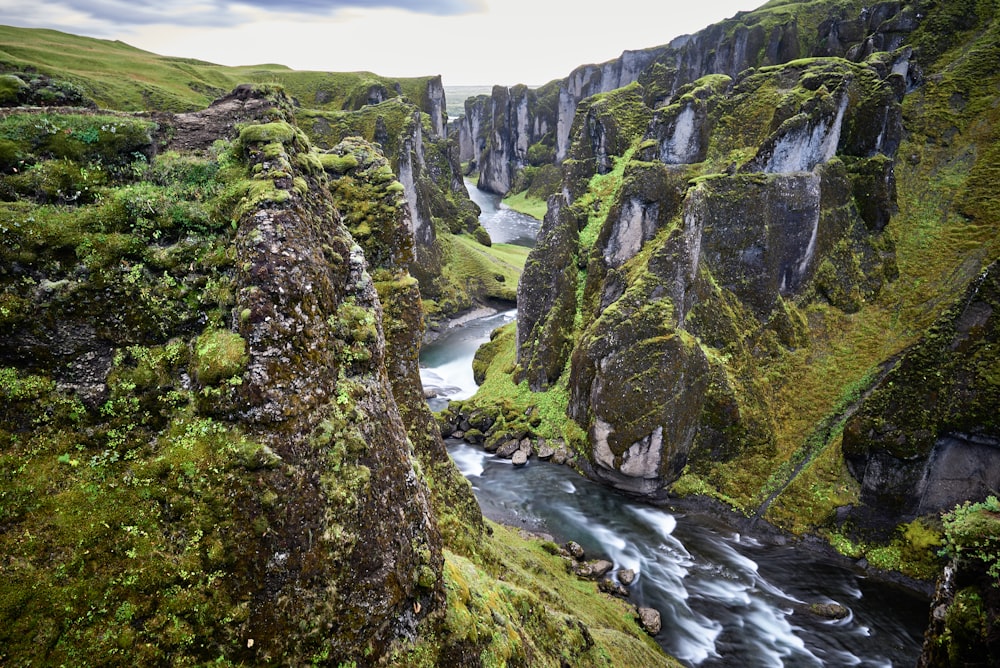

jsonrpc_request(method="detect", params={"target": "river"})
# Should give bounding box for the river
[419,181,929,667]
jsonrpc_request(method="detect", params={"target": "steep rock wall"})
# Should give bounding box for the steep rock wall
[467,0,922,197]
[0,88,446,665]
[520,55,903,496]
[843,261,1000,528]
[297,98,492,318]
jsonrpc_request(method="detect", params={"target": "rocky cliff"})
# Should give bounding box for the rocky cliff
[458,0,924,198]
[0,82,673,666]
[462,0,999,581]
[0,86,444,664]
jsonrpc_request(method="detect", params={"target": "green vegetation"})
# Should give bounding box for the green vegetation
[942,496,1000,582]
[418,523,680,667]
[501,189,547,220]
[424,235,530,323]
[455,322,582,447]
[0,25,440,113]
[390,523,677,668]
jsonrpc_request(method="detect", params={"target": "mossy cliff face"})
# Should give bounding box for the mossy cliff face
[465,0,926,200]
[229,116,445,662]
[299,96,504,323]
[516,197,580,391]
[517,55,901,497]
[0,87,445,665]
[323,135,484,553]
[843,260,1000,526]
[475,84,556,194]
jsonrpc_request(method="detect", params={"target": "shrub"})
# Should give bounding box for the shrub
[942,495,1000,582]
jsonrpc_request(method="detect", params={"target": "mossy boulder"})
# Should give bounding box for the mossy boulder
[192,328,247,385]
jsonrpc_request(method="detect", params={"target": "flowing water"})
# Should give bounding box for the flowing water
[463,178,541,247]
[419,181,929,666]
[445,441,928,667]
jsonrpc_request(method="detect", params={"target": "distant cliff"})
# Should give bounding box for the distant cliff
[456,0,922,196]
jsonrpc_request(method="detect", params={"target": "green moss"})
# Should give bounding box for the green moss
[192,329,247,385]
[320,152,360,174]
[396,523,677,667]
[236,121,297,145]
[0,113,154,175]
[942,496,1000,581]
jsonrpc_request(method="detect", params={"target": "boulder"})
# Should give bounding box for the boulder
[807,602,850,620]
[599,578,630,598]
[637,607,662,635]
[618,568,637,586]
[512,450,528,467]
[576,559,614,579]
[537,439,555,459]
[565,541,586,560]
[495,440,520,458]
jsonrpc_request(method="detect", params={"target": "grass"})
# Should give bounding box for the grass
[461,322,583,446]
[501,190,547,220]
[440,234,530,305]
[0,25,439,113]
[390,522,678,667]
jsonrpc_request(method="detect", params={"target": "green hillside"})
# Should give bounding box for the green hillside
[0,25,438,113]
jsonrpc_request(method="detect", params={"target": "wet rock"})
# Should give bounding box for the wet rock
[512,450,528,467]
[576,559,614,579]
[599,578,630,598]
[551,446,569,465]
[536,439,555,459]
[495,440,519,458]
[637,607,662,635]
[565,541,586,560]
[807,602,850,620]
[618,568,637,586]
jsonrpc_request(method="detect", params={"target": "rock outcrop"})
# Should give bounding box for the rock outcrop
[843,261,1000,529]
[460,0,922,198]
[0,87,445,665]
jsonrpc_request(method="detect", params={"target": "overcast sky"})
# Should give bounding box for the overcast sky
[2,0,765,85]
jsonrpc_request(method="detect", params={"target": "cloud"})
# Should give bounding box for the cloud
[9,0,484,30]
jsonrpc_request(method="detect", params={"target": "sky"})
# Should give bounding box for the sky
[1,0,766,86]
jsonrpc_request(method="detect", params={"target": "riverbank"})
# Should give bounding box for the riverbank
[441,435,930,666]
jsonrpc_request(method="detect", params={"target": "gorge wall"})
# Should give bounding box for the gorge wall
[0,74,672,665]
[456,0,922,196]
[454,0,999,593]
[453,0,1000,655]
